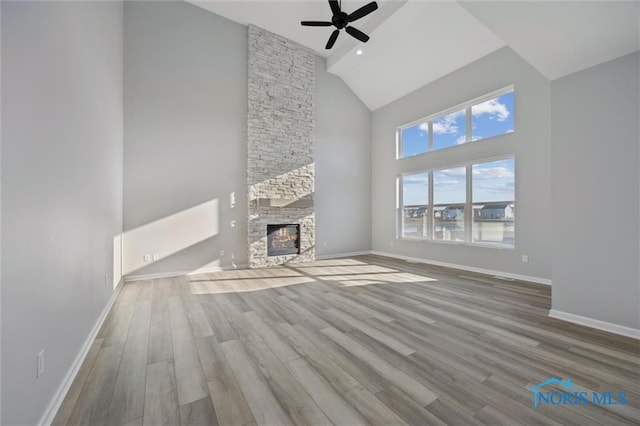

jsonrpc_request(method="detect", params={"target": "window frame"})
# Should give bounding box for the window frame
[396,85,515,159]
[398,171,430,240]
[397,154,516,249]
[469,156,516,248]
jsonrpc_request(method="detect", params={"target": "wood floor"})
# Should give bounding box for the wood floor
[53,254,640,426]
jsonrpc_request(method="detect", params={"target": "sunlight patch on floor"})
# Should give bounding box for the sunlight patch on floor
[293,258,367,267]
[320,272,437,286]
[189,267,304,282]
[294,264,398,276]
[189,276,314,294]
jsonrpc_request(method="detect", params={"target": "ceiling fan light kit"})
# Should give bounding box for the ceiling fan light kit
[301,0,378,49]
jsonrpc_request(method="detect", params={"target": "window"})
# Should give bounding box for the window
[396,86,516,248]
[433,167,466,242]
[400,122,428,157]
[472,91,514,141]
[472,158,515,245]
[397,156,515,247]
[398,87,514,158]
[433,109,466,151]
[401,172,428,238]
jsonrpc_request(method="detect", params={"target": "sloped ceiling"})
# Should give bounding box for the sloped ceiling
[326,1,505,109]
[188,0,640,110]
[458,0,640,81]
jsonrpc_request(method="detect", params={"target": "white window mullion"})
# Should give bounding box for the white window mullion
[396,175,404,238]
[466,107,472,143]
[465,164,472,243]
[428,171,433,239]
[428,121,433,152]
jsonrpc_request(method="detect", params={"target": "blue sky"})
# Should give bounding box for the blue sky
[433,167,466,204]
[472,158,515,203]
[401,124,428,157]
[403,158,514,206]
[401,92,514,158]
[402,172,428,206]
[401,92,515,206]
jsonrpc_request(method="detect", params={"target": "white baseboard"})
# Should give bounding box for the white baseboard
[549,309,640,340]
[39,279,125,426]
[371,250,552,286]
[315,251,372,260]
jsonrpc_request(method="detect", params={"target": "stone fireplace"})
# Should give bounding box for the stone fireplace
[247,25,315,268]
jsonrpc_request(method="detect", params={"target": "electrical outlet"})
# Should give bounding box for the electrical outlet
[220,249,225,256]
[152,253,159,261]
[37,350,45,378]
[522,255,529,263]
[143,254,151,262]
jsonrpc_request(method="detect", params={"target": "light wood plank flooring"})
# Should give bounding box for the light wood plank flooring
[53,255,640,425]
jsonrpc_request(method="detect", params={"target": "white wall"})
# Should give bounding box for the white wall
[124,2,373,275]
[315,57,372,257]
[1,2,124,424]
[0,2,3,418]
[551,52,640,330]
[371,47,552,281]
[123,1,248,275]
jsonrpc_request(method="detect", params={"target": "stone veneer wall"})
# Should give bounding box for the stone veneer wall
[247,25,315,268]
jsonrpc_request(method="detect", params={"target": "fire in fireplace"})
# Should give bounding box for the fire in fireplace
[267,224,300,256]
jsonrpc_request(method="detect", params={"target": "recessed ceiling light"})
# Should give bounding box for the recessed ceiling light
[356,49,363,56]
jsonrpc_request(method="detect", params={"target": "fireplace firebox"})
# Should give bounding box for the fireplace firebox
[267,224,300,256]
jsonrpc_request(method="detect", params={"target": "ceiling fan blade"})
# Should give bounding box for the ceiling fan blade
[326,29,340,49]
[348,1,378,22]
[345,26,370,43]
[329,0,341,16]
[301,21,333,26]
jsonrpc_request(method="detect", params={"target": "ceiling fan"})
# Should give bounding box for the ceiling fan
[301,0,379,50]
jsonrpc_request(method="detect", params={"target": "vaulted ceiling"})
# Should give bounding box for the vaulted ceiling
[189,0,640,110]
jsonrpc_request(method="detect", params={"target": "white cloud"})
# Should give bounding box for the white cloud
[472,167,514,179]
[418,122,428,132]
[477,182,514,191]
[433,110,464,135]
[472,98,510,121]
[434,179,459,188]
[433,120,458,135]
[438,167,466,178]
[403,174,428,184]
